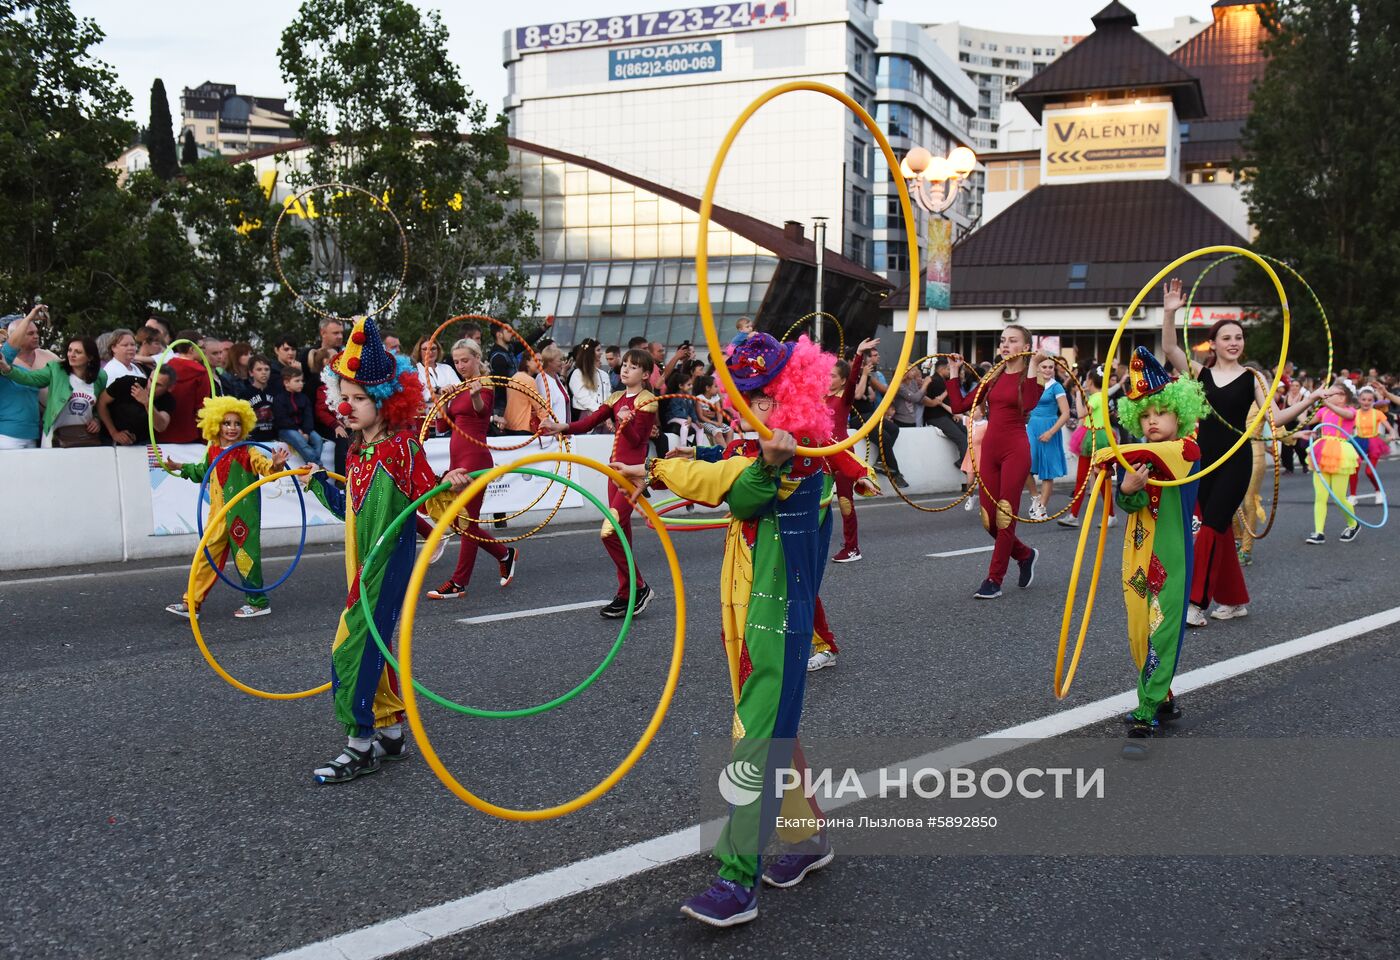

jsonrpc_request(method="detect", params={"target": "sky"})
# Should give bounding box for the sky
[70,0,1211,122]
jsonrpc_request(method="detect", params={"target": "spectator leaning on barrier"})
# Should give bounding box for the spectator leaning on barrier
[242,355,279,442]
[273,365,324,464]
[568,339,610,423]
[0,311,106,448]
[0,306,50,449]
[98,329,158,445]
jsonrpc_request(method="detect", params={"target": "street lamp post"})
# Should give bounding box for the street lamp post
[899,145,978,215]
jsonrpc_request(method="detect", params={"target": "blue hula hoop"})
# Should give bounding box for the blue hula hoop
[194,440,309,593]
[1308,424,1389,530]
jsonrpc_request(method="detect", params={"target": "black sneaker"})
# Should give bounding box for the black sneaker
[1017,547,1039,589]
[1121,719,1155,760]
[373,732,411,762]
[973,578,1002,600]
[600,582,654,620]
[313,744,381,784]
[1340,525,1359,543]
[1305,532,1326,545]
[498,547,519,586]
[1156,698,1183,724]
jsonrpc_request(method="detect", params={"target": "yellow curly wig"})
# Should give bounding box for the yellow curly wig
[197,395,256,444]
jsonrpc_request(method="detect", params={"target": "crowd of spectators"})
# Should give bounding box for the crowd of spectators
[3,307,1397,506]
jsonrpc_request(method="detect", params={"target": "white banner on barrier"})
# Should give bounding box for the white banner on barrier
[147,435,581,536]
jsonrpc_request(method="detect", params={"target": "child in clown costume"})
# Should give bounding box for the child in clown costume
[617,333,876,927]
[164,396,289,620]
[303,316,475,784]
[1091,347,1209,755]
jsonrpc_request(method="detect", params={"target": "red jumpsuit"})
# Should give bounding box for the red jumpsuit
[946,369,1043,585]
[565,389,657,595]
[445,385,509,587]
[825,353,864,556]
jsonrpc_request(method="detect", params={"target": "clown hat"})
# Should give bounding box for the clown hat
[1123,346,1174,401]
[330,316,396,386]
[727,332,794,392]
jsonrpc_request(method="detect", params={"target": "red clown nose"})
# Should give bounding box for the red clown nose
[338,401,352,416]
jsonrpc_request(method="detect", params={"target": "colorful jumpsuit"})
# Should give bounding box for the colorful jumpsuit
[945,369,1044,585]
[180,444,281,611]
[564,389,656,596]
[310,432,459,738]
[444,385,509,588]
[1095,440,1201,722]
[1311,407,1359,536]
[652,439,872,888]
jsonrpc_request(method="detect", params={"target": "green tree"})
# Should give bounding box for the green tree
[181,129,199,166]
[1237,0,1400,371]
[276,0,537,345]
[0,0,138,331]
[148,78,178,180]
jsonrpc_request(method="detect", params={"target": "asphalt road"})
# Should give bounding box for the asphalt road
[4,461,1398,960]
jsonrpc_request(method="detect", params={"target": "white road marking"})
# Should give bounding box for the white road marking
[0,551,343,587]
[457,600,609,624]
[262,603,1400,960]
[926,545,995,558]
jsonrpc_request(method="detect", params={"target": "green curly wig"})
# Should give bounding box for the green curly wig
[1116,377,1210,439]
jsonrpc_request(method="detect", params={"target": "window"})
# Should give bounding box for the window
[852,138,868,179]
[205,125,214,134]
[850,186,868,227]
[1068,263,1089,290]
[886,249,910,273]
[848,234,867,268]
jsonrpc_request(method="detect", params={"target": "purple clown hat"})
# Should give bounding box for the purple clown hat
[726,332,794,392]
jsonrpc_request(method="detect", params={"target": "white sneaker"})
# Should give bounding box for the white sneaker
[1057,514,1080,527]
[1210,604,1248,621]
[1029,496,1045,520]
[1346,494,1358,506]
[963,496,976,512]
[1107,514,1118,527]
[429,533,452,565]
[1186,604,1208,628]
[1191,516,1201,536]
[165,601,190,619]
[807,651,837,672]
[234,604,271,619]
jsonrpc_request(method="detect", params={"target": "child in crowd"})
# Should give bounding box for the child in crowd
[273,366,325,465]
[693,375,730,445]
[303,316,473,784]
[164,396,288,620]
[1092,347,1208,755]
[661,367,700,445]
[541,348,658,619]
[1060,367,1116,528]
[729,316,755,347]
[242,355,278,443]
[961,401,987,511]
[621,333,876,927]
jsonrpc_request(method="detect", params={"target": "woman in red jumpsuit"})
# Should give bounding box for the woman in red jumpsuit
[945,326,1051,598]
[426,337,519,601]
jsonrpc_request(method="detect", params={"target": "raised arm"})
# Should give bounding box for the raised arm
[1161,278,1195,377]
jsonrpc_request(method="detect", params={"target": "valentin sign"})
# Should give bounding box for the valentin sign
[1042,102,1175,182]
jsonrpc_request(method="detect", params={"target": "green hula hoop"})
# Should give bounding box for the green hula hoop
[358,467,636,719]
[149,338,222,474]
[1184,253,1334,387]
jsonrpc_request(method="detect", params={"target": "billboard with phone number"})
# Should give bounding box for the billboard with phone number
[609,40,721,81]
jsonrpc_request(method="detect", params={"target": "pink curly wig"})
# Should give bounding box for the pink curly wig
[749,336,835,442]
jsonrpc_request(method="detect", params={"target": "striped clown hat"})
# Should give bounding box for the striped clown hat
[330,315,396,386]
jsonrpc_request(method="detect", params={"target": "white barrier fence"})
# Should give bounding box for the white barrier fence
[0,427,973,572]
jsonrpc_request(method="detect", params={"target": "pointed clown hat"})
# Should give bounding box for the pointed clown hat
[330,315,396,386]
[726,332,794,392]
[1123,345,1174,401]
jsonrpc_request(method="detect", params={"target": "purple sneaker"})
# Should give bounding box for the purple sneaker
[679,877,758,927]
[761,839,835,889]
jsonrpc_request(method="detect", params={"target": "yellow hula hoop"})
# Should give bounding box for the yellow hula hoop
[698,82,920,457]
[1103,246,1290,485]
[271,182,409,323]
[1054,470,1113,699]
[781,312,844,358]
[186,468,346,700]
[400,451,686,821]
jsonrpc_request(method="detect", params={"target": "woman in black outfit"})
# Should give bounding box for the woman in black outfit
[1160,279,1320,626]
